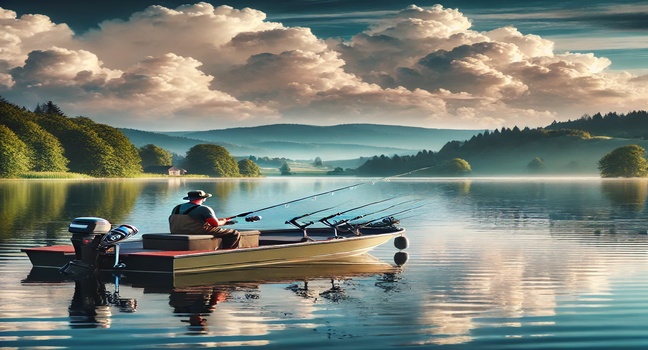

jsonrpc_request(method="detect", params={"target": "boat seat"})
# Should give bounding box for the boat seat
[142,234,219,251]
[142,230,260,251]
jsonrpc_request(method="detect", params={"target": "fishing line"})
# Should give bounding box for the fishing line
[226,165,436,220]
[351,201,430,227]
[342,198,425,224]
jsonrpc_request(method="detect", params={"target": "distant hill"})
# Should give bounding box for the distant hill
[123,124,481,160]
[357,126,648,176]
[120,128,263,155]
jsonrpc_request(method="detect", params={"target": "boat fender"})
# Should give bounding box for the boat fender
[394,235,409,250]
[393,251,409,266]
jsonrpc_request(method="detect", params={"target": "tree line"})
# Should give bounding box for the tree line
[356,125,648,177]
[356,127,588,176]
[0,97,261,178]
[3,93,645,178]
[546,110,648,139]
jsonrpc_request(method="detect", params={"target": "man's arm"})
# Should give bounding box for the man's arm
[206,217,227,227]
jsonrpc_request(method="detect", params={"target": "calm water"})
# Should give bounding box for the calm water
[2,177,648,349]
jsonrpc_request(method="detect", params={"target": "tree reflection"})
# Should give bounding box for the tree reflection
[601,179,648,212]
[0,180,143,240]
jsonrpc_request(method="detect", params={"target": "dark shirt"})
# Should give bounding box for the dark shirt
[173,203,217,222]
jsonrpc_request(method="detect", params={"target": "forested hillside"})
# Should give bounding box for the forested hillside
[546,111,648,138]
[0,98,142,178]
[357,126,648,176]
[4,92,646,178]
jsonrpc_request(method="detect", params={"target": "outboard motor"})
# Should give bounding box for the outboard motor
[61,217,138,278]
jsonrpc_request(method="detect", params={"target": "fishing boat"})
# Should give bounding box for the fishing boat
[21,171,428,278]
[21,215,408,277]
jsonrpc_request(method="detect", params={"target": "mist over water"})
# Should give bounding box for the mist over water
[2,177,648,349]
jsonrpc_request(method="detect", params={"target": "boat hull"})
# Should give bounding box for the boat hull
[22,227,405,274]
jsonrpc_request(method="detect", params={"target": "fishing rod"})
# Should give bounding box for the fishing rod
[331,201,429,235]
[306,197,396,238]
[225,165,436,221]
[317,197,395,224]
[320,198,423,229]
[284,204,344,232]
[285,198,388,240]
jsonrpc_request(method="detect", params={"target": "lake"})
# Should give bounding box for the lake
[2,177,648,349]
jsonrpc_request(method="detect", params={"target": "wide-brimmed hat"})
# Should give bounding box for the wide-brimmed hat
[183,190,212,200]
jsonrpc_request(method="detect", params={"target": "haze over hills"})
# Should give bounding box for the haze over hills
[122,124,482,160]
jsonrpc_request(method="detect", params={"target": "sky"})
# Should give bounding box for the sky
[1,0,647,131]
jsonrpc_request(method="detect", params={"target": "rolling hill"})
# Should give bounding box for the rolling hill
[122,124,482,160]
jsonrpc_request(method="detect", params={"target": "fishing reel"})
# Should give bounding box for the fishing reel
[366,216,400,228]
[224,215,262,225]
[245,215,262,222]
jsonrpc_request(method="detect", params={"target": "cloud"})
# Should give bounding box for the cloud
[75,3,283,70]
[335,5,647,125]
[0,2,646,131]
[0,7,74,87]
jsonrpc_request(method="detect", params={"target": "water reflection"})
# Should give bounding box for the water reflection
[8,178,648,349]
[68,274,137,329]
[440,179,648,234]
[0,180,144,240]
[601,179,648,212]
[22,269,137,329]
[170,286,229,335]
[21,254,403,337]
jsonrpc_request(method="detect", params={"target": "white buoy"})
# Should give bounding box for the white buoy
[394,235,409,250]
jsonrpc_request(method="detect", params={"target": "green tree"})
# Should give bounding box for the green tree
[443,158,471,176]
[74,117,143,177]
[183,144,240,177]
[238,158,262,177]
[0,125,30,177]
[313,156,323,167]
[139,144,173,168]
[598,144,648,178]
[34,101,65,116]
[0,100,68,172]
[527,157,545,173]
[280,162,293,175]
[32,113,114,177]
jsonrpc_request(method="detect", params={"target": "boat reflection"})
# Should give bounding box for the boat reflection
[120,253,403,290]
[169,286,231,335]
[23,268,137,329]
[23,253,404,333]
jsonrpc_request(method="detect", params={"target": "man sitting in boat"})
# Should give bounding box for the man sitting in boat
[169,190,240,249]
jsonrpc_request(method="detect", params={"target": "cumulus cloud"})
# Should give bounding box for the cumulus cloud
[0,2,646,131]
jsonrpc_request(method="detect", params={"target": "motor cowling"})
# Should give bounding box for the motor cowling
[68,217,112,262]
